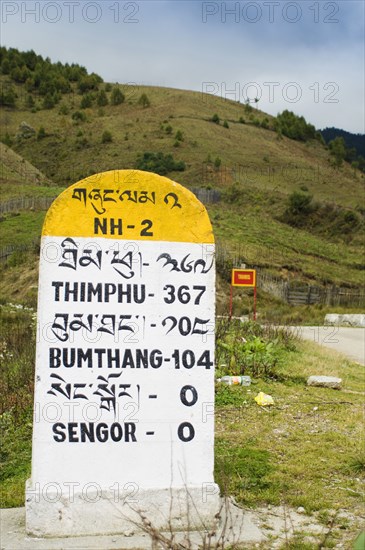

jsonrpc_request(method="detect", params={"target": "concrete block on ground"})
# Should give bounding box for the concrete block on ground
[325,314,365,327]
[307,375,342,390]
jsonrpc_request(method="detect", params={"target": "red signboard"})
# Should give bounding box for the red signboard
[231,269,256,287]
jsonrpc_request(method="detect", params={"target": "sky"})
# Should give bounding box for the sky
[1,0,364,133]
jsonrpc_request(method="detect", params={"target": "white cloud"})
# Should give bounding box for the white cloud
[1,0,363,132]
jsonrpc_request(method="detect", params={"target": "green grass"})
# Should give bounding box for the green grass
[215,337,364,517]
[210,199,364,286]
[0,412,32,507]
[0,305,35,507]
[0,211,45,248]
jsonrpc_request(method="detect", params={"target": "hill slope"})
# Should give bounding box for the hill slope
[0,48,364,295]
[1,82,363,210]
[0,142,54,200]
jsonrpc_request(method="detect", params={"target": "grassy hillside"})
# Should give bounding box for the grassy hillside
[0,50,364,296]
[0,142,56,200]
[1,82,363,205]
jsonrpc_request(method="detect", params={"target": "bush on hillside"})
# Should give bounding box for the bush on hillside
[71,110,86,122]
[328,136,346,167]
[276,110,316,142]
[135,152,185,175]
[111,86,125,105]
[0,85,17,107]
[287,191,314,216]
[101,130,113,143]
[138,93,150,108]
[80,93,93,109]
[97,90,108,106]
[0,46,102,99]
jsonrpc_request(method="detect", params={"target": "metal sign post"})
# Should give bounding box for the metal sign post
[230,268,257,320]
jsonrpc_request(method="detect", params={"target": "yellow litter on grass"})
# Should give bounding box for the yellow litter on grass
[255,392,274,406]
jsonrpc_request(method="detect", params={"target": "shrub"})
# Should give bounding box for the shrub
[165,125,173,135]
[37,126,46,140]
[97,90,108,106]
[223,120,229,129]
[59,103,69,115]
[342,210,360,229]
[72,110,86,122]
[175,130,184,141]
[214,157,221,169]
[1,132,13,147]
[101,130,112,143]
[25,94,35,109]
[276,110,316,141]
[135,152,185,175]
[281,191,318,228]
[215,320,296,379]
[111,86,125,105]
[80,93,93,109]
[78,73,102,93]
[138,93,150,108]
[211,113,220,124]
[287,190,314,216]
[42,93,55,109]
[75,136,90,149]
[329,136,346,167]
[0,86,17,107]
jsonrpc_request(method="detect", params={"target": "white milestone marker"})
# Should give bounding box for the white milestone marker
[26,169,220,537]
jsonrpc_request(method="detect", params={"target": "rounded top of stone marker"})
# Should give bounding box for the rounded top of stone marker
[42,169,214,244]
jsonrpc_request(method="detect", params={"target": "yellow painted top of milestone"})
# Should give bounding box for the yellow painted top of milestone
[42,170,214,243]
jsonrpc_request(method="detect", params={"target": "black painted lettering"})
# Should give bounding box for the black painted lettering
[182,350,195,368]
[125,422,137,442]
[80,282,86,302]
[197,350,213,369]
[178,422,195,442]
[133,284,146,304]
[110,218,123,235]
[49,348,61,368]
[64,282,78,301]
[88,283,102,302]
[118,284,132,303]
[140,219,153,236]
[105,283,117,302]
[94,348,106,368]
[150,349,163,368]
[52,281,63,301]
[68,422,79,442]
[135,349,148,368]
[53,422,66,442]
[80,423,95,442]
[77,348,93,368]
[180,385,198,406]
[107,349,120,368]
[63,348,76,368]
[122,350,135,368]
[94,217,107,235]
[96,423,109,442]
[110,423,123,442]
